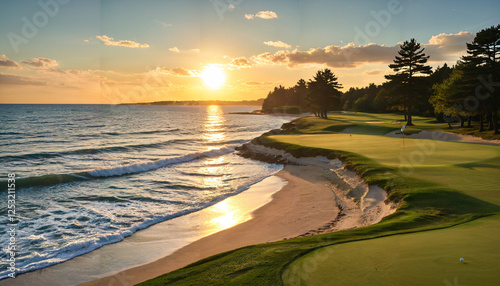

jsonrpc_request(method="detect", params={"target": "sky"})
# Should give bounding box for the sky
[0,0,499,104]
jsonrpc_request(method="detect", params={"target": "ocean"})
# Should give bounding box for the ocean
[0,104,292,280]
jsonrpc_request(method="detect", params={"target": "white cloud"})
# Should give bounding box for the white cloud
[251,32,475,69]
[245,11,278,20]
[169,47,180,53]
[263,41,292,49]
[96,35,150,48]
[168,47,200,53]
[255,11,278,19]
[0,54,21,69]
[428,31,474,48]
[425,31,475,60]
[21,58,59,69]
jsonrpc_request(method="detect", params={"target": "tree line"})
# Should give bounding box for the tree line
[261,25,499,133]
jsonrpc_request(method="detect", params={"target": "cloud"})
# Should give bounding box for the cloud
[263,41,292,49]
[255,11,278,19]
[425,31,475,60]
[428,31,474,48]
[0,54,21,69]
[21,58,58,68]
[251,32,474,69]
[0,73,46,85]
[245,81,273,86]
[160,67,198,77]
[96,35,150,48]
[154,20,173,29]
[245,10,278,20]
[251,50,293,66]
[364,69,386,75]
[168,47,200,53]
[229,57,253,68]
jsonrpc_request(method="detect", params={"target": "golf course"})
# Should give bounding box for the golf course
[140,112,500,286]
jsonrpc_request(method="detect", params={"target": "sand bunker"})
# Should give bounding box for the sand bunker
[243,144,398,235]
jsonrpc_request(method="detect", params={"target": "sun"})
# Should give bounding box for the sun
[201,65,226,89]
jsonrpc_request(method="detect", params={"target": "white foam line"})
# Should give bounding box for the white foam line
[87,145,237,177]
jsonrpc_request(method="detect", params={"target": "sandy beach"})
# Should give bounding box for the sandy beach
[82,145,396,286]
[0,145,395,286]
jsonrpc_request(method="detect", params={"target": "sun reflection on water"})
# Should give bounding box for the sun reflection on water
[209,199,245,231]
[198,105,246,230]
[202,105,225,145]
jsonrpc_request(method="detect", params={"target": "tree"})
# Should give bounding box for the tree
[262,85,288,113]
[307,69,343,118]
[463,25,500,133]
[430,62,478,128]
[293,79,308,111]
[386,38,432,126]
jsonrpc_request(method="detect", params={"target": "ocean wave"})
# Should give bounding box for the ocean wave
[87,145,237,177]
[102,128,180,136]
[0,172,275,280]
[0,138,198,162]
[6,146,238,189]
[0,205,209,280]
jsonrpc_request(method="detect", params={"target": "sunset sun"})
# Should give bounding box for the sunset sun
[201,65,226,89]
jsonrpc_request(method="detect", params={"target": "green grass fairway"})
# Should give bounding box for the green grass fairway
[141,113,500,286]
[270,134,499,168]
[291,112,448,135]
[411,162,500,205]
[283,214,500,286]
[271,120,500,286]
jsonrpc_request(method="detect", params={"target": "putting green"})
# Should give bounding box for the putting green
[275,131,500,286]
[283,214,500,286]
[270,134,499,168]
[412,164,500,205]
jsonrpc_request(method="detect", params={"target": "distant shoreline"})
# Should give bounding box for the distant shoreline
[120,99,265,106]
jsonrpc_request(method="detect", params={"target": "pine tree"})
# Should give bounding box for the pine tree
[307,69,342,118]
[293,79,308,111]
[386,38,432,126]
[463,25,500,133]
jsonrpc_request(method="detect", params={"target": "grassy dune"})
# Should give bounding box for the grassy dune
[140,113,500,285]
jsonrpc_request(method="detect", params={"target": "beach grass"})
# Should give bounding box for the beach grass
[139,112,500,285]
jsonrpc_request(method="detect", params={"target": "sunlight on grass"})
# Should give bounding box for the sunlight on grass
[284,215,500,286]
[270,134,499,167]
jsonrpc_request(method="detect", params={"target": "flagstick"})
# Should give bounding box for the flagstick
[402,131,405,150]
[401,125,406,151]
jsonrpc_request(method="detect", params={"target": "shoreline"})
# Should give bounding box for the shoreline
[83,144,396,286]
[1,138,397,286]
[0,176,286,286]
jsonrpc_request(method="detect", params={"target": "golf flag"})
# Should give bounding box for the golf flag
[401,125,406,132]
